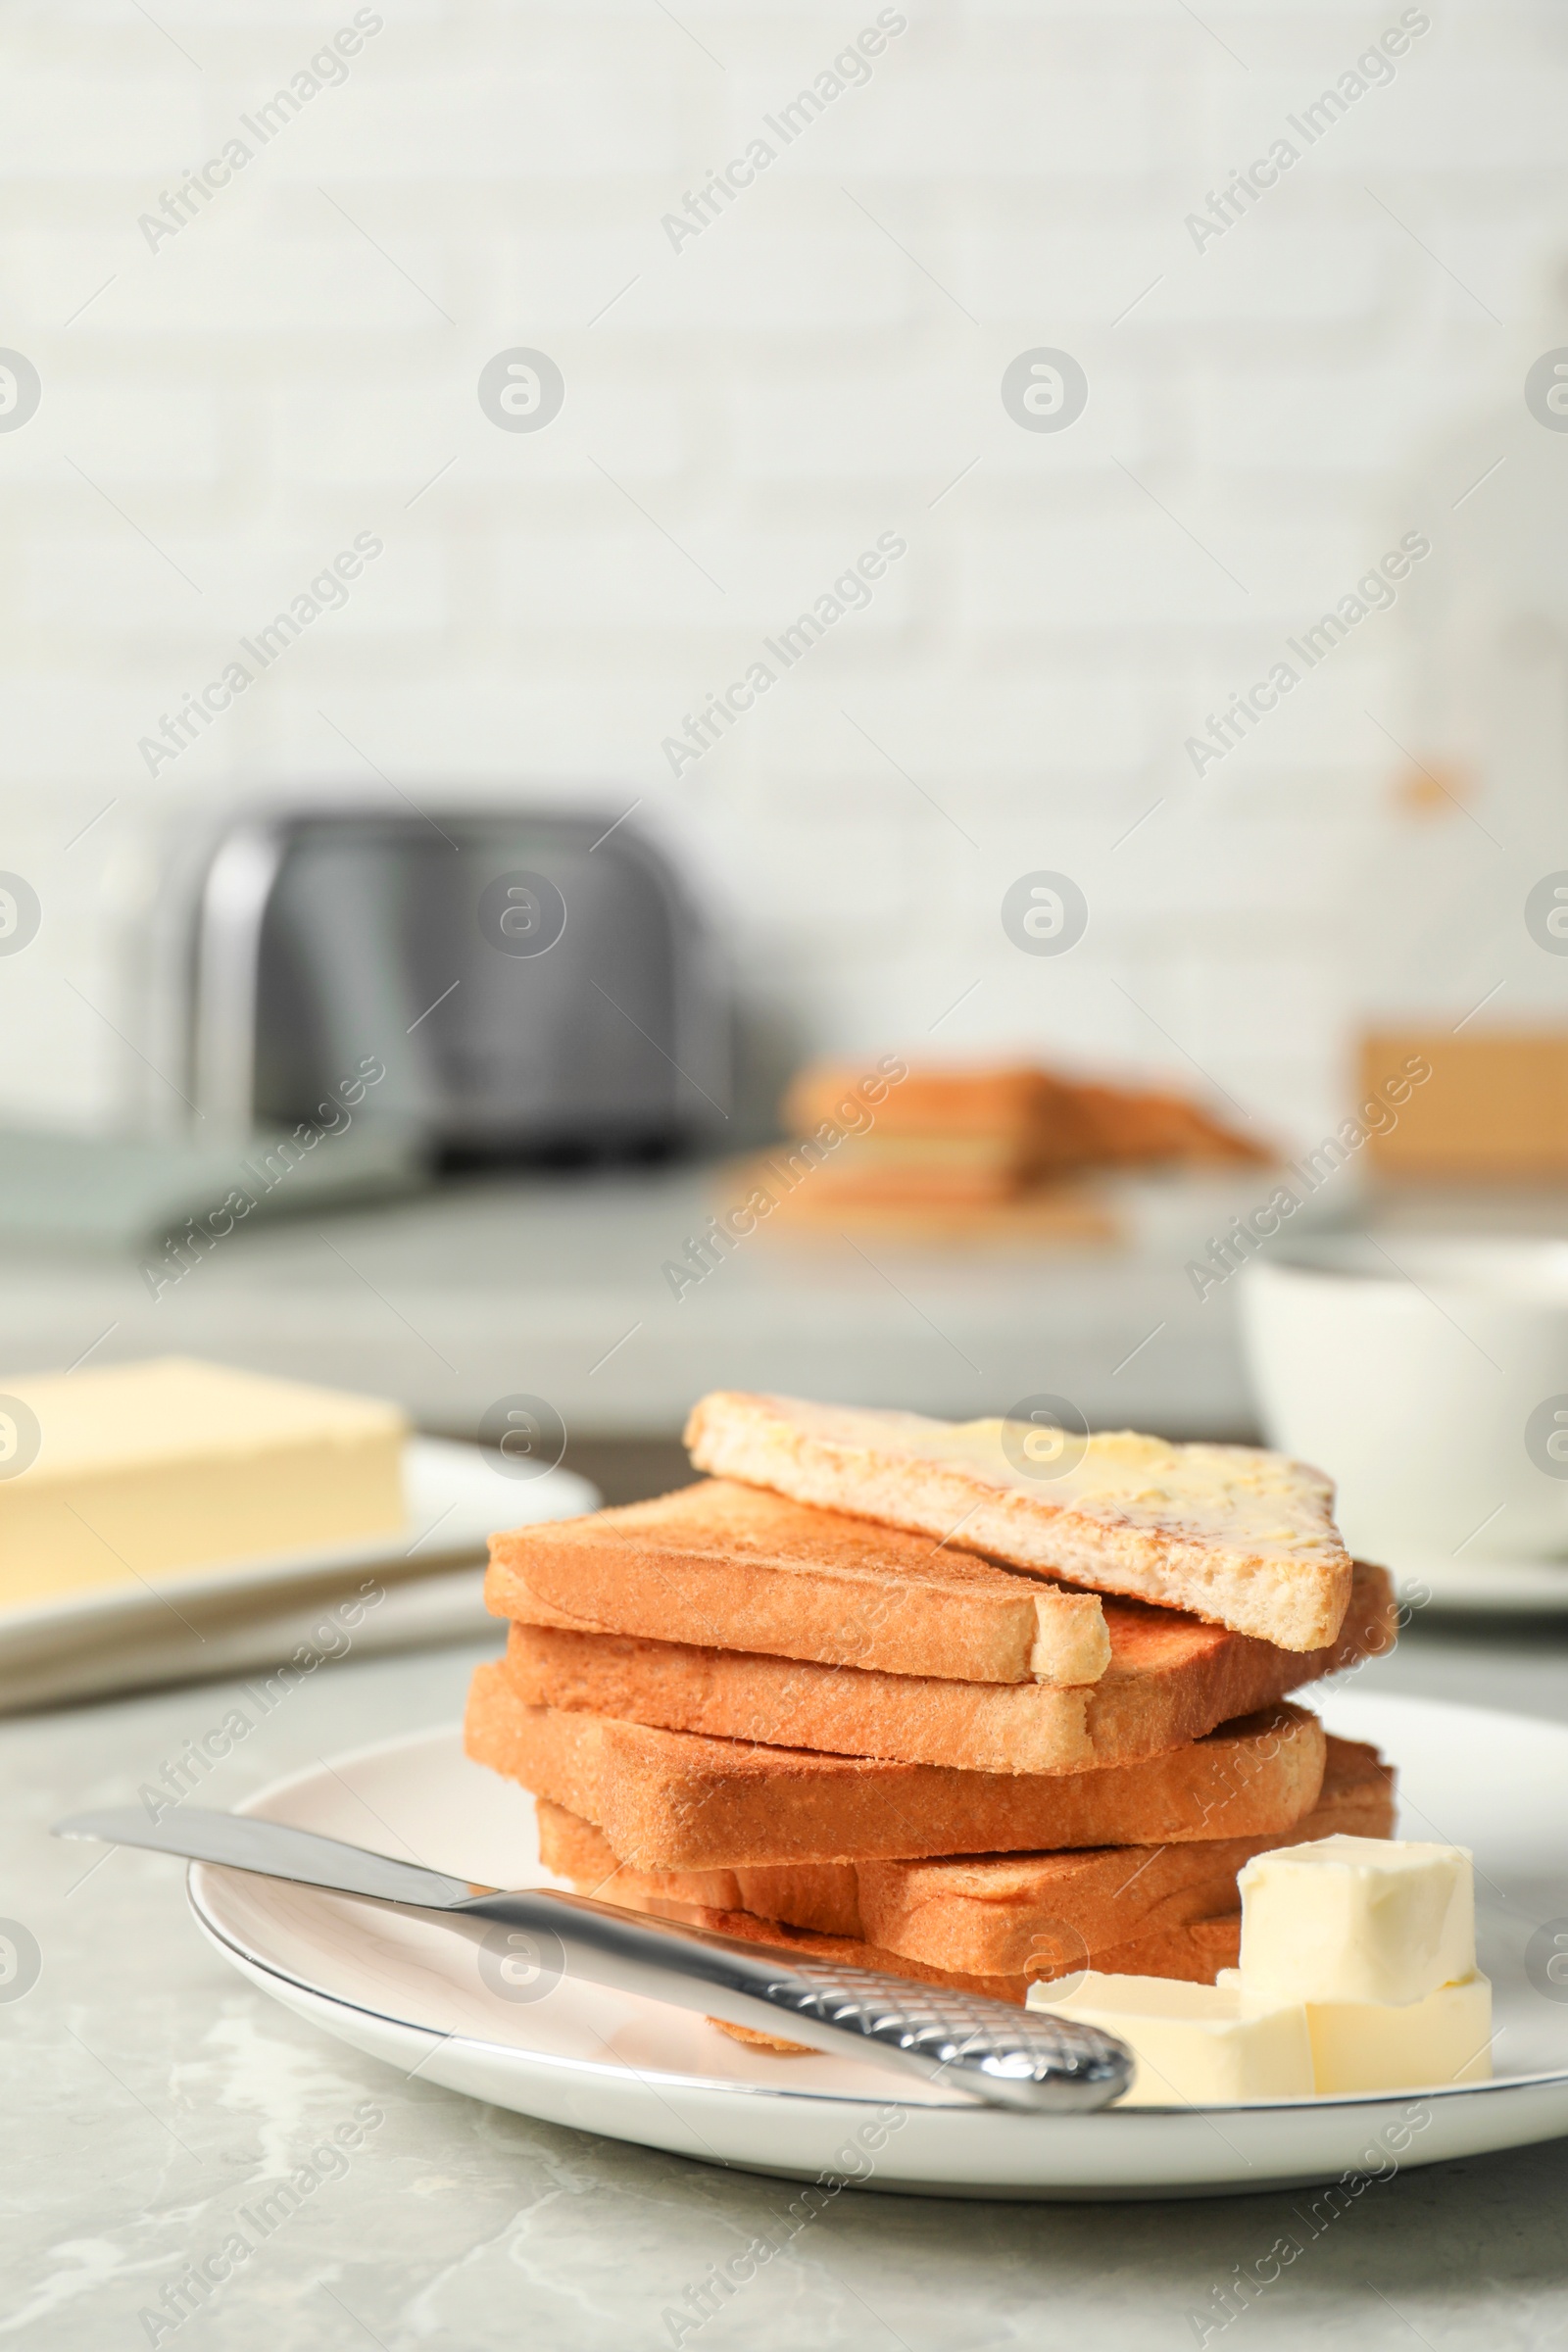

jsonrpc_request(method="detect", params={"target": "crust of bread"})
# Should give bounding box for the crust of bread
[465,1663,1326,1867]
[535,1734,1392,1982]
[708,2019,820,2053]
[487,1479,1111,1688]
[683,1393,1352,1653]
[502,1561,1394,1777]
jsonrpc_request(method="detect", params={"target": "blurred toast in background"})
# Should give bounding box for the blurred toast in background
[785,1063,1085,1200]
[721,1058,1271,1247]
[783,1059,1271,1203]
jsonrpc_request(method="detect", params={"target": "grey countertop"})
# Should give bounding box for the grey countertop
[0,1162,1305,1442]
[7,1618,1568,2352]
[9,1162,1567,1452]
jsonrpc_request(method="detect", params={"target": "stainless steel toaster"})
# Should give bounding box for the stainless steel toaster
[172,807,731,1161]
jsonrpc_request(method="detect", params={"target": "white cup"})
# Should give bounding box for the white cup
[1238,1236,1568,1563]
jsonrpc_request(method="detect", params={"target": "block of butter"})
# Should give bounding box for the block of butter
[0,1356,408,1608]
[1218,1967,1493,2095]
[1026,1971,1313,2106]
[1236,1836,1474,2007]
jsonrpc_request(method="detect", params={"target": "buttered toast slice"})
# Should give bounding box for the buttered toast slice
[487,1478,1111,1687]
[684,1393,1353,1653]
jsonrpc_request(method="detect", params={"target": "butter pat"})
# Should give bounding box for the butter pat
[1219,1968,1494,2094]
[0,1357,408,1606]
[1237,1837,1474,2007]
[1027,1970,1313,2106]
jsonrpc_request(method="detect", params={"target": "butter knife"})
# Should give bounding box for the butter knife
[54,1805,1129,2114]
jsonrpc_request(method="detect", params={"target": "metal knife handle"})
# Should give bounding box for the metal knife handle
[723,1963,1126,2111]
[459,1886,1130,2113]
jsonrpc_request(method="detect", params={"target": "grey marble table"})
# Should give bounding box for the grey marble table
[7,1620,1568,2352]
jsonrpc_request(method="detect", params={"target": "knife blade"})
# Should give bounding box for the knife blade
[54,1805,1131,2114]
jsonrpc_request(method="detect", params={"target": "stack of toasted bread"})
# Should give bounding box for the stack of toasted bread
[786,1064,1093,1207]
[793,1060,1268,1201]
[724,1061,1272,1247]
[466,1393,1396,2043]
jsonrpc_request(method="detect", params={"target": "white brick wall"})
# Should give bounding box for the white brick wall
[2,0,1566,1146]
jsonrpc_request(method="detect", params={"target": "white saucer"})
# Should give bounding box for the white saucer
[1391,1546,1568,1617]
[0,1439,597,1710]
[187,1690,1568,2201]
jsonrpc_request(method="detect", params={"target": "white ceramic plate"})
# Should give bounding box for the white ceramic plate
[0,1439,598,1709]
[188,1690,1568,2201]
[1393,1546,1568,1617]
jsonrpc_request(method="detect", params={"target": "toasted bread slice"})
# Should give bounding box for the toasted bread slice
[487,1479,1111,1689]
[502,1560,1394,1777]
[683,1393,1352,1653]
[539,1801,864,1934]
[850,1733,1390,1980]
[465,1664,1325,1867]
[536,1733,1393,1982]
[557,1748,1390,2039]
[667,1903,1247,2044]
[786,1061,1072,1147]
[1067,1084,1269,1166]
